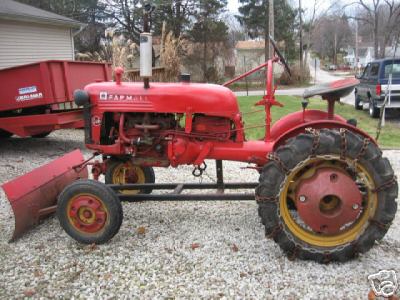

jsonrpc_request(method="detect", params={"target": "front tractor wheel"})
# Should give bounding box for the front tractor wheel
[105,159,155,194]
[256,129,398,263]
[57,180,123,244]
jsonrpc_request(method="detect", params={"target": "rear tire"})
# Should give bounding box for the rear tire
[256,129,397,263]
[57,179,123,244]
[0,129,13,138]
[355,94,363,110]
[105,159,155,194]
[369,98,380,118]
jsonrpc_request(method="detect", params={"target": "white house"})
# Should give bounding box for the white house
[344,46,374,68]
[0,0,84,69]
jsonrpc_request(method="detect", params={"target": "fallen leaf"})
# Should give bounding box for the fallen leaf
[232,244,239,252]
[104,273,112,280]
[23,289,36,297]
[84,243,97,252]
[240,272,247,278]
[137,226,146,235]
[34,269,43,277]
[191,243,200,250]
[367,290,375,300]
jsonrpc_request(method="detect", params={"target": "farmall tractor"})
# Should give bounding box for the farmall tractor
[2,32,398,263]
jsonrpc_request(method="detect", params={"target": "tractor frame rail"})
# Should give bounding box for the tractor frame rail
[111,182,258,202]
[110,159,257,202]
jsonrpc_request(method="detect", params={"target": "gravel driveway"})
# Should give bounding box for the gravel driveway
[0,129,399,299]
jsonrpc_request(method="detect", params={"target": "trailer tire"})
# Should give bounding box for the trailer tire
[0,129,13,138]
[57,179,123,244]
[31,131,52,138]
[256,129,397,263]
[105,159,155,194]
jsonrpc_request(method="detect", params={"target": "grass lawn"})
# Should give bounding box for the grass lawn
[237,95,400,149]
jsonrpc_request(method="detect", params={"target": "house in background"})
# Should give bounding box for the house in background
[344,45,374,68]
[0,0,83,69]
[235,40,265,75]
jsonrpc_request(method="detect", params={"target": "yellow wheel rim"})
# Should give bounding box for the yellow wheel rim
[279,156,378,248]
[66,193,109,234]
[111,161,146,195]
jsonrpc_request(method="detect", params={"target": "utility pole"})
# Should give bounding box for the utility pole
[355,20,359,73]
[334,31,337,65]
[268,0,274,58]
[299,0,303,81]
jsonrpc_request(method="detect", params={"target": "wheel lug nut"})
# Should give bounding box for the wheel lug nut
[352,204,359,210]
[299,195,307,202]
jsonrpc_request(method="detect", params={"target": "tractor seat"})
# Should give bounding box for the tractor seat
[303,78,359,100]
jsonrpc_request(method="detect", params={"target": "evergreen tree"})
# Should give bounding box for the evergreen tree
[236,0,297,60]
[152,0,196,38]
[188,0,228,82]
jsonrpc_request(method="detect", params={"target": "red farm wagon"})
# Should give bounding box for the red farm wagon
[0,60,111,138]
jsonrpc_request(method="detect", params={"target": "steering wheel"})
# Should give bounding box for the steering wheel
[269,35,291,77]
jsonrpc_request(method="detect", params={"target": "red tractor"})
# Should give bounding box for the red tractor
[2,37,397,263]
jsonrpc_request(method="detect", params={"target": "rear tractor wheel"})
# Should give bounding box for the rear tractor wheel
[57,180,123,244]
[256,129,398,263]
[105,159,155,194]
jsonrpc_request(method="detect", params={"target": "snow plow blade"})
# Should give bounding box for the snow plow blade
[1,149,88,241]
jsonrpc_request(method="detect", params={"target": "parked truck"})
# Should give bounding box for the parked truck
[355,58,400,118]
[0,60,111,138]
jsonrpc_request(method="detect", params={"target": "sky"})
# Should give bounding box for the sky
[227,0,239,13]
[226,0,351,17]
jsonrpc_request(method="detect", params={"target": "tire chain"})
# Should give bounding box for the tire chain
[263,128,395,257]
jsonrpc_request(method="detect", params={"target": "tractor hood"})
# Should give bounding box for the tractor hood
[84,82,239,118]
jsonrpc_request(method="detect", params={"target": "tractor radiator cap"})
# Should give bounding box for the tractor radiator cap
[74,90,90,106]
[180,73,191,83]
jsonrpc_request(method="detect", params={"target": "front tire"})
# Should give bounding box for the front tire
[57,180,123,244]
[355,94,363,110]
[256,129,397,263]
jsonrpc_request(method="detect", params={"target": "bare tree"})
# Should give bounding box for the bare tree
[378,0,400,57]
[312,14,353,63]
[349,0,400,58]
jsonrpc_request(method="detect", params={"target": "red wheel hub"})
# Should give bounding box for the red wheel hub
[125,167,138,182]
[68,195,107,233]
[295,167,362,235]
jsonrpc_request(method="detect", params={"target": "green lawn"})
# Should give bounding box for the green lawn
[237,95,400,149]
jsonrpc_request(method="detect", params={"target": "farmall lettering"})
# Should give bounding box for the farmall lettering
[99,91,148,102]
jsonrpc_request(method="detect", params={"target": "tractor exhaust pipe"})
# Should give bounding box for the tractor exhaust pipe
[141,4,155,89]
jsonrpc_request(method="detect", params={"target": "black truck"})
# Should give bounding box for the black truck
[355,58,400,118]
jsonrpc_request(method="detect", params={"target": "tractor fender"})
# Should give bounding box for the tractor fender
[270,110,346,141]
[271,112,376,150]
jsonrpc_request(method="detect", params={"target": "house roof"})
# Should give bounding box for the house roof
[236,40,265,50]
[0,0,84,29]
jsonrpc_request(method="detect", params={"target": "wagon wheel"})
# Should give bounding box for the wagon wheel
[31,131,52,138]
[0,129,13,138]
[57,180,123,244]
[105,159,155,194]
[256,129,398,263]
